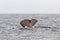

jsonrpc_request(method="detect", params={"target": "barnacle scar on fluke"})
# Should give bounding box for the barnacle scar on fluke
[20,19,38,28]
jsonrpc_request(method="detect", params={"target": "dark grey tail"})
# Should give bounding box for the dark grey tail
[20,23,25,28]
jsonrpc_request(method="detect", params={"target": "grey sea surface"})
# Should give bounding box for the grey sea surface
[0,14,60,40]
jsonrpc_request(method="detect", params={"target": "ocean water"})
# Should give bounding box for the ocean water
[0,14,60,40]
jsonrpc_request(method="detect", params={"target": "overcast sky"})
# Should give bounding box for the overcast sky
[0,0,60,14]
